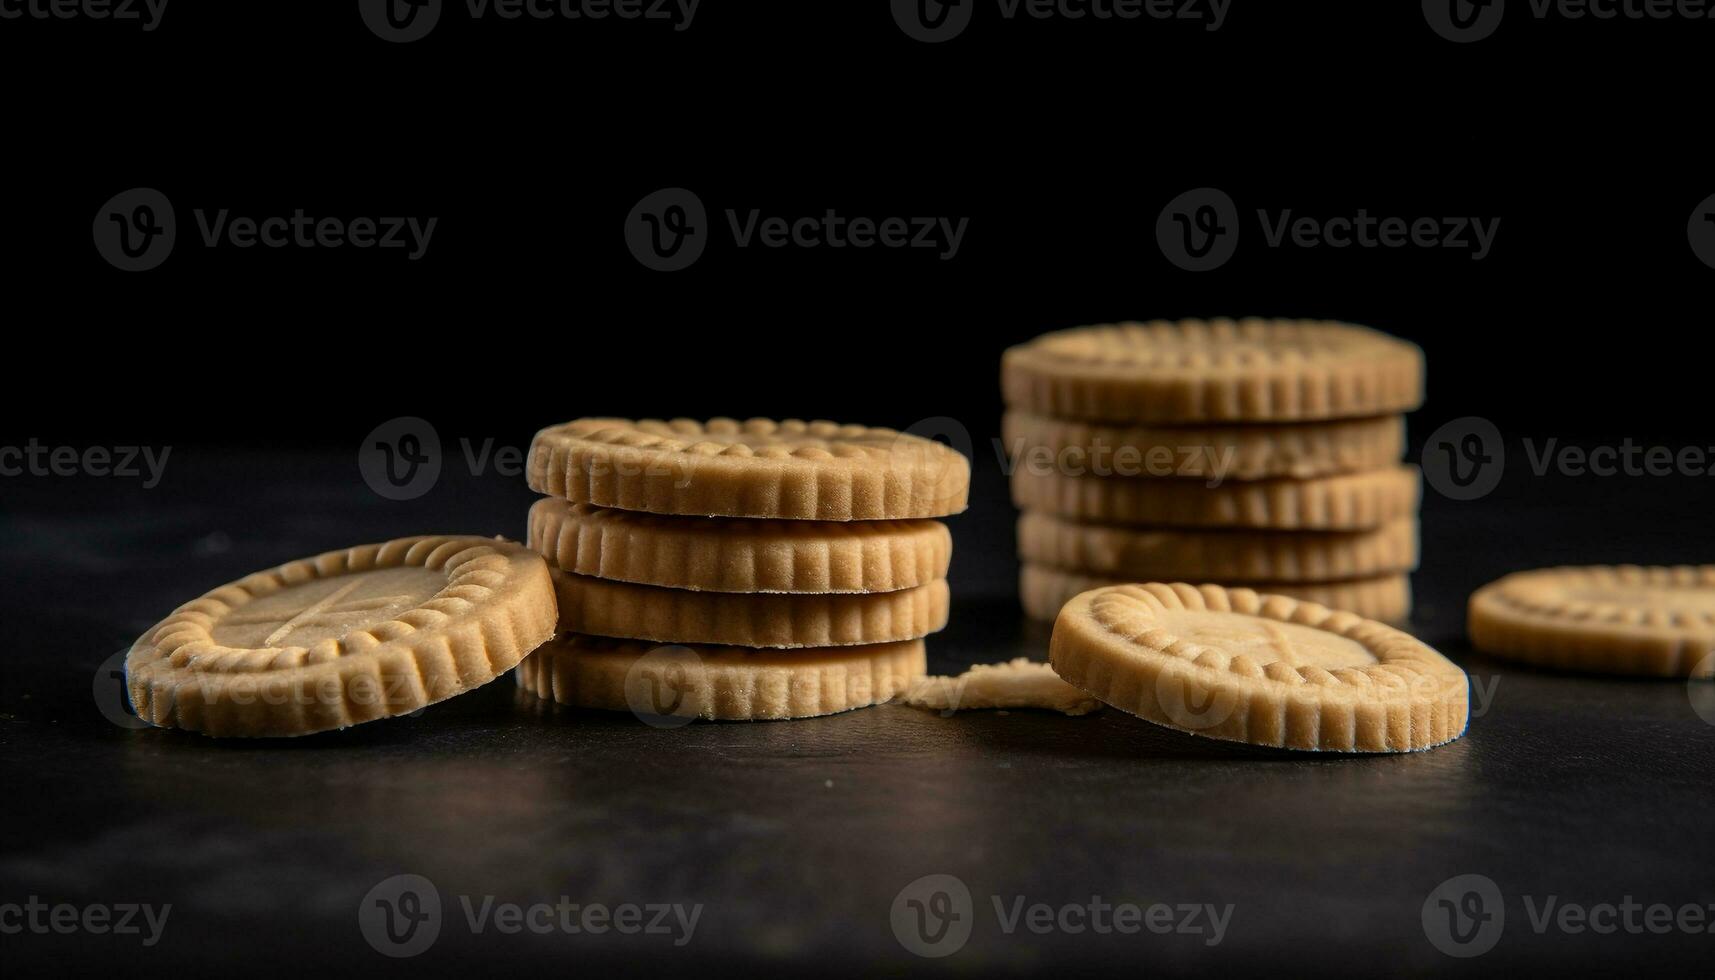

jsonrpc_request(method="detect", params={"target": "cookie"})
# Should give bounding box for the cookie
[1468,565,1715,677]
[1049,583,1466,752]
[1012,466,1419,530]
[550,568,949,648]
[516,633,926,720]
[1018,512,1418,582]
[1002,410,1405,481]
[527,417,970,521]
[1002,319,1424,423]
[902,658,1102,715]
[126,536,557,737]
[527,497,951,594]
[1020,564,1412,624]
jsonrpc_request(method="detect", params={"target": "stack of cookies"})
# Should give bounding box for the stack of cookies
[1003,319,1424,624]
[513,418,970,722]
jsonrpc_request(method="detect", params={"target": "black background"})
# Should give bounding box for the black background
[3,2,1713,977]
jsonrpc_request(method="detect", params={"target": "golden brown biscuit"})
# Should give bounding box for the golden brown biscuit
[1011,465,1420,530]
[550,568,949,648]
[527,497,951,594]
[1018,511,1417,582]
[1019,564,1412,624]
[1049,583,1466,752]
[1002,319,1423,423]
[516,633,926,720]
[1468,565,1715,677]
[527,417,970,520]
[126,537,557,737]
[1002,410,1405,480]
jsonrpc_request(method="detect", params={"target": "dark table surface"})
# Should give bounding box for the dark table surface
[3,448,1712,977]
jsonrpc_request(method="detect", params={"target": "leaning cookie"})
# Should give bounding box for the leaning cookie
[126,536,558,737]
[1049,583,1466,752]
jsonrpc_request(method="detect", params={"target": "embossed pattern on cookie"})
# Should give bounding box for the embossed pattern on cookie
[1049,583,1466,752]
[1469,565,1715,677]
[1002,319,1424,423]
[126,536,558,737]
[527,417,970,521]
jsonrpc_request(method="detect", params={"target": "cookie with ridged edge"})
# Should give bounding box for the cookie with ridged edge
[1002,410,1405,481]
[1012,465,1419,530]
[126,536,557,737]
[1020,564,1412,624]
[1049,583,1465,752]
[516,633,926,720]
[1019,512,1417,583]
[527,417,970,521]
[1468,565,1715,677]
[528,497,951,594]
[550,568,949,648]
[1003,319,1424,423]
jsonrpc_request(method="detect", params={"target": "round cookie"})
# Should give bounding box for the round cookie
[528,498,952,594]
[1002,410,1405,481]
[1468,565,1715,677]
[126,536,557,737]
[1019,564,1412,624]
[517,633,926,721]
[549,569,950,648]
[1011,466,1420,530]
[1049,583,1466,752]
[527,417,970,521]
[1018,512,1417,583]
[1002,319,1424,423]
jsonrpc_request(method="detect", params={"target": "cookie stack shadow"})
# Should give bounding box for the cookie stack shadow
[512,418,970,721]
[1003,319,1424,624]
